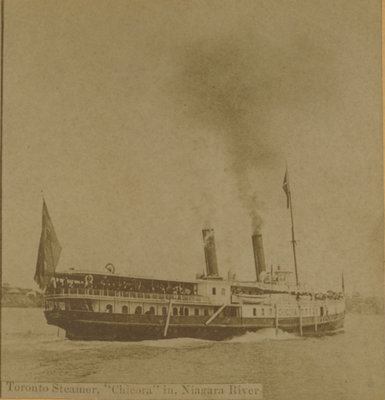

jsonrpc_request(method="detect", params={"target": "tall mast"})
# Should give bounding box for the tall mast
[283,166,299,287]
[0,2,4,395]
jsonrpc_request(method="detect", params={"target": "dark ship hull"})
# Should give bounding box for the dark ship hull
[45,309,345,341]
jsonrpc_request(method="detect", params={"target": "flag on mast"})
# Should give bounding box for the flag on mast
[282,169,290,208]
[34,200,62,290]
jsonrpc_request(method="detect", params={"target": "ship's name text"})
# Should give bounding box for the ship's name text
[3,382,262,399]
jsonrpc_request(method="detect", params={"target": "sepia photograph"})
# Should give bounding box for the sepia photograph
[0,0,384,399]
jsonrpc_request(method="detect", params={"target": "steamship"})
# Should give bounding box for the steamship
[36,172,345,341]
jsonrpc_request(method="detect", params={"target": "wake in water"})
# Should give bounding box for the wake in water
[226,328,302,343]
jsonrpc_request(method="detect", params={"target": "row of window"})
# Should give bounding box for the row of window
[105,304,212,316]
[116,304,320,318]
[250,307,325,318]
[47,301,331,318]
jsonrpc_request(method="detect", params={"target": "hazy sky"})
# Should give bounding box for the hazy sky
[3,0,383,296]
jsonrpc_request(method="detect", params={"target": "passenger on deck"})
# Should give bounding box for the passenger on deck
[47,279,55,293]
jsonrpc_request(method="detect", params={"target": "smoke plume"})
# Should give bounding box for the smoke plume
[171,31,337,234]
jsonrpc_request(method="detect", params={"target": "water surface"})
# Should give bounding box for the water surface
[2,308,384,400]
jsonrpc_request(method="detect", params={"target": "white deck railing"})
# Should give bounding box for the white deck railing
[45,288,209,303]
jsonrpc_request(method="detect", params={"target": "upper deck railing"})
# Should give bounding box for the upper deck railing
[45,288,210,303]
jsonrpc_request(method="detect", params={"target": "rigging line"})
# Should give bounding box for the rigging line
[0,0,5,396]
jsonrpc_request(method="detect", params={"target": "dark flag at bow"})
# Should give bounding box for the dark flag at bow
[282,169,290,208]
[34,200,62,290]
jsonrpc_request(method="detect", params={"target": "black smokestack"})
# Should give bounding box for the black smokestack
[252,234,266,281]
[202,229,219,276]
